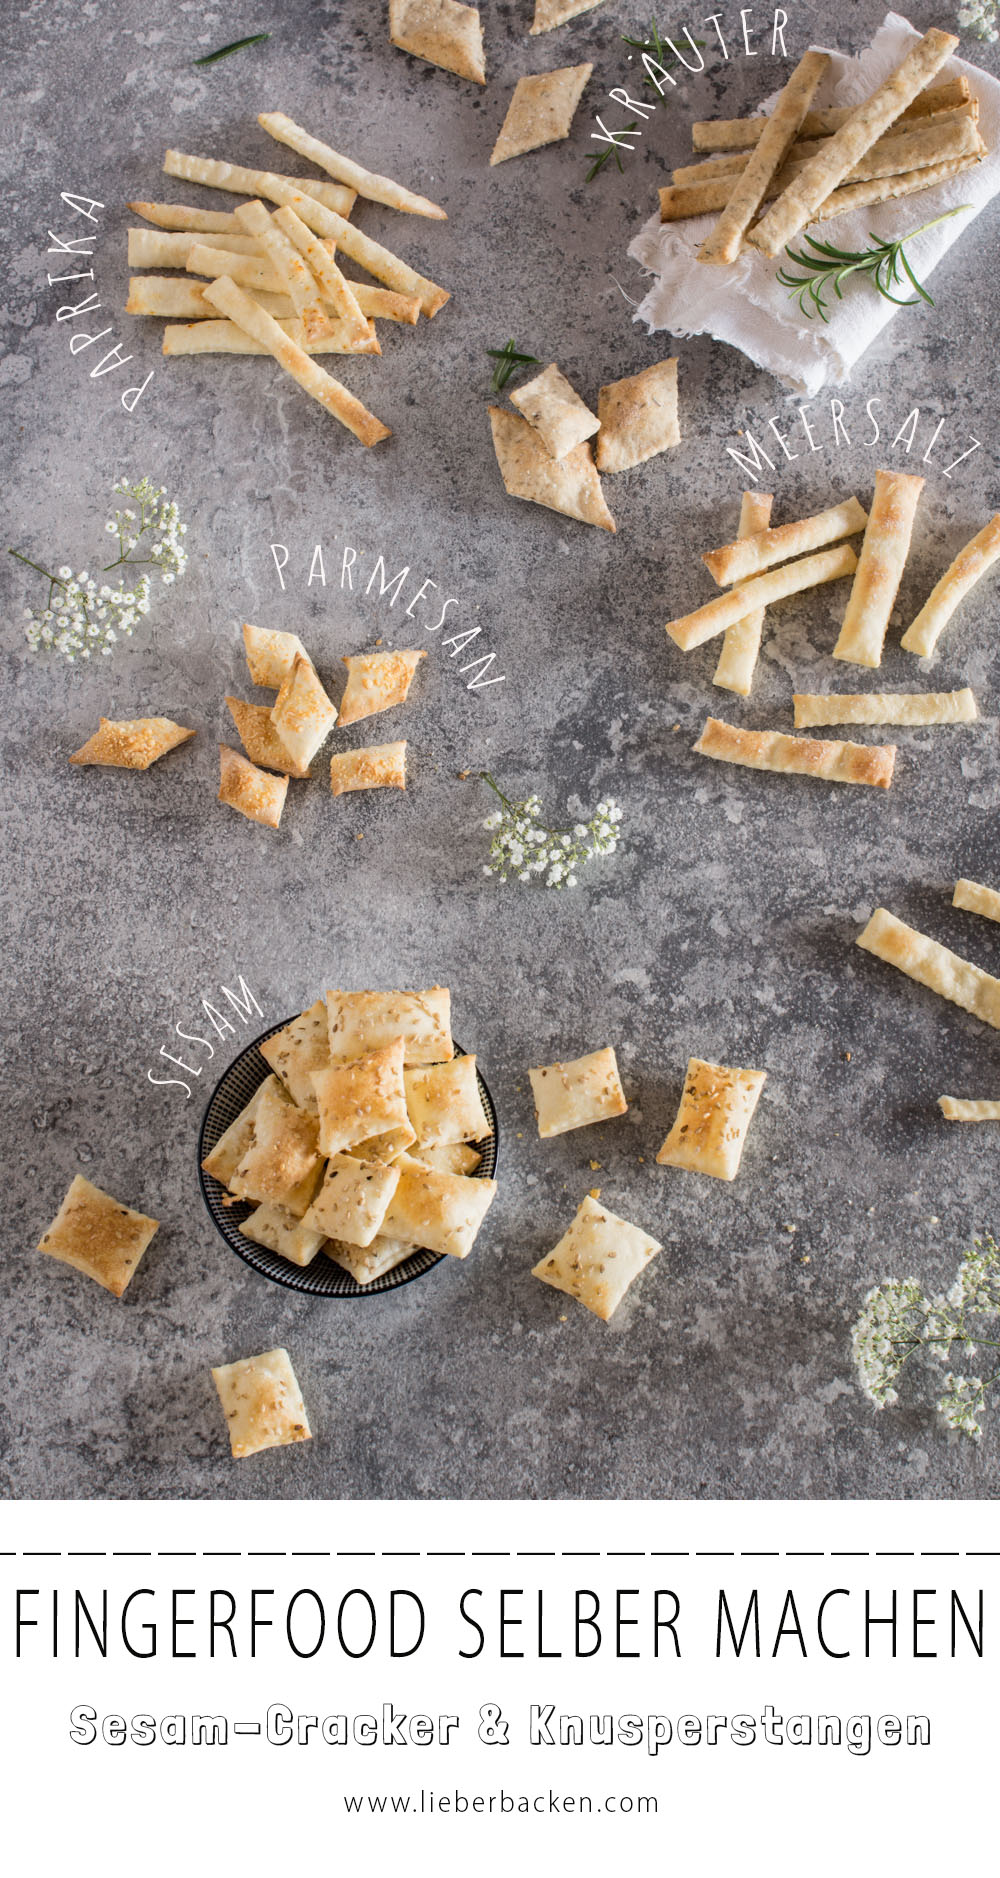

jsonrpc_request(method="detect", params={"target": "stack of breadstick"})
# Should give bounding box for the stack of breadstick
[664,474,1000,790]
[657,28,985,264]
[126,111,451,445]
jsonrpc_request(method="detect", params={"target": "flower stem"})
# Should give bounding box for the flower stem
[8,548,69,588]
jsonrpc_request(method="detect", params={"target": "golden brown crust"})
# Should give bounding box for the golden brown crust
[834,470,925,668]
[225,697,310,776]
[211,1348,311,1459]
[37,1174,160,1297]
[70,716,194,769]
[703,496,868,588]
[337,652,425,727]
[531,1192,660,1321]
[329,740,407,795]
[858,907,1000,1031]
[667,543,857,651]
[217,744,289,828]
[693,716,896,788]
[656,1058,766,1181]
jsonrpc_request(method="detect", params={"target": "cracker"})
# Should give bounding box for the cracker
[229,1079,324,1213]
[259,1001,330,1114]
[348,1125,417,1164]
[163,149,356,217]
[225,697,309,776]
[330,741,407,796]
[510,363,600,461]
[381,1154,497,1259]
[531,1192,660,1322]
[656,1058,766,1181]
[713,491,774,697]
[901,513,1000,658]
[162,317,378,357]
[389,0,485,83]
[37,1174,159,1298]
[258,111,446,219]
[303,1154,401,1246]
[748,29,959,257]
[490,64,593,165]
[489,406,615,532]
[793,688,977,728]
[218,744,289,828]
[270,205,370,340]
[834,470,924,668]
[667,543,857,651]
[954,878,1000,924]
[201,275,391,446]
[201,1079,273,1187]
[243,622,307,688]
[531,0,605,31]
[594,358,679,474]
[690,78,971,150]
[414,1140,482,1175]
[857,908,1000,1030]
[703,495,868,588]
[69,716,194,769]
[529,1046,628,1138]
[326,987,453,1064]
[338,650,425,726]
[233,199,332,342]
[694,716,896,788]
[311,1039,410,1159]
[271,653,337,768]
[404,1055,490,1147]
[211,1348,311,1459]
[939,1096,1000,1121]
[324,1234,417,1285]
[698,50,829,266]
[241,1202,327,1268]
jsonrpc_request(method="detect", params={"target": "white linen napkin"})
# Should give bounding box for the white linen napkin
[628,13,1000,396]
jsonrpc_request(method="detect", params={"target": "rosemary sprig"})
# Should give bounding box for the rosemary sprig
[585,126,638,183]
[621,18,702,92]
[777,205,972,323]
[194,32,270,66]
[487,340,540,393]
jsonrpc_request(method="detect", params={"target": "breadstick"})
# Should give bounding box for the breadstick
[694,717,895,787]
[162,318,379,356]
[201,275,390,446]
[857,907,1000,1030]
[713,491,774,696]
[697,50,829,265]
[901,513,1000,657]
[704,495,867,587]
[833,470,924,668]
[234,199,332,342]
[163,149,356,216]
[793,687,976,728]
[258,111,446,219]
[690,77,970,149]
[954,878,1000,924]
[271,205,370,341]
[667,543,857,651]
[939,1097,1000,1121]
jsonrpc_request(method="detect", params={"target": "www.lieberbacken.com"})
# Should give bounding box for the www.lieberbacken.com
[345,1791,656,1815]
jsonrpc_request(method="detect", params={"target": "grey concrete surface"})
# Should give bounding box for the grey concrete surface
[3,0,1000,1499]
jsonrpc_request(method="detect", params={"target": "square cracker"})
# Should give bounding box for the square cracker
[330,740,407,794]
[595,359,680,473]
[211,1347,311,1458]
[242,622,307,689]
[271,653,337,769]
[338,650,426,727]
[389,0,485,84]
[229,1078,324,1213]
[218,745,289,828]
[37,1173,159,1298]
[489,406,615,532]
[529,1046,628,1138]
[201,1078,274,1186]
[656,1056,766,1180]
[381,1154,497,1259]
[259,1001,330,1114]
[325,1234,417,1285]
[414,1140,482,1175]
[531,1192,660,1322]
[491,65,593,166]
[510,363,599,460]
[303,1153,401,1246]
[241,1202,327,1268]
[225,697,309,777]
[326,986,453,1064]
[531,0,605,32]
[404,1054,490,1147]
[311,1039,410,1158]
[69,716,194,770]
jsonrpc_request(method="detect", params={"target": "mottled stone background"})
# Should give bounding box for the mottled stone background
[3,0,1000,1499]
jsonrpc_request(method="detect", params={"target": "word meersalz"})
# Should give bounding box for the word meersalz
[590,9,791,167]
[726,397,982,484]
[147,976,262,1099]
[269,539,505,693]
[49,191,152,411]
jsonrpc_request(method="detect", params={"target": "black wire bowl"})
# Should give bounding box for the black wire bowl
[197,1017,499,1298]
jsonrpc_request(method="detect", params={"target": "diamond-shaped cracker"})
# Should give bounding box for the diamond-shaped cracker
[225,697,309,777]
[530,0,605,33]
[69,717,194,769]
[489,406,615,532]
[338,650,426,726]
[270,653,337,770]
[242,622,307,689]
[211,1347,311,1458]
[532,1192,660,1322]
[510,363,600,461]
[37,1173,160,1298]
[491,64,593,165]
[595,358,681,473]
[389,0,486,84]
[656,1057,766,1181]
[218,744,289,828]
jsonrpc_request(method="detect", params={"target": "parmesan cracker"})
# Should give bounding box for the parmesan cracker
[218,744,289,828]
[225,697,309,776]
[338,650,426,727]
[329,741,408,795]
[70,716,194,769]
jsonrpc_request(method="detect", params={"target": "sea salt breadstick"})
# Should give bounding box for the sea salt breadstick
[713,491,774,696]
[667,543,857,651]
[793,687,976,728]
[697,49,829,265]
[833,470,924,668]
[954,878,1000,924]
[689,77,970,149]
[901,513,1000,657]
[939,1097,1000,1121]
[857,908,1000,1030]
[748,28,959,257]
[693,717,896,788]
[703,495,867,587]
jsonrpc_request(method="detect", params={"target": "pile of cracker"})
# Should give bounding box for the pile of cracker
[127,112,450,445]
[659,29,985,264]
[664,473,1000,791]
[201,986,497,1285]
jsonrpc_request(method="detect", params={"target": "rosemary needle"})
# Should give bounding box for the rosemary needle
[777,205,972,323]
[486,340,540,393]
[194,32,270,66]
